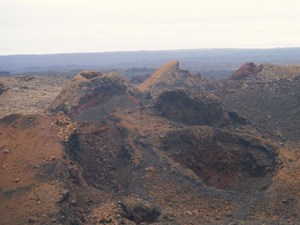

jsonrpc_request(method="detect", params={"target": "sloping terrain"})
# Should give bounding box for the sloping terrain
[230,62,300,81]
[138,61,203,96]
[0,114,66,224]
[129,73,151,85]
[154,89,239,127]
[161,126,277,194]
[218,63,300,141]
[1,110,300,225]
[1,61,300,224]
[48,71,142,121]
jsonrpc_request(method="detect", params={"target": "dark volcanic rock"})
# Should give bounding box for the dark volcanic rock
[218,76,300,141]
[154,89,234,127]
[130,73,151,84]
[67,122,133,191]
[119,197,161,224]
[0,82,5,95]
[161,126,277,193]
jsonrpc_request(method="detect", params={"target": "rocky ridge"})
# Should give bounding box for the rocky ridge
[138,61,202,95]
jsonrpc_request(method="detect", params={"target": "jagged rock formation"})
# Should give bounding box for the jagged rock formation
[138,61,201,93]
[48,71,142,121]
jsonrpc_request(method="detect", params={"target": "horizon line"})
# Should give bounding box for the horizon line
[1,46,300,57]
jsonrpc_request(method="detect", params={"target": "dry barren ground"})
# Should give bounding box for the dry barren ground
[0,76,68,118]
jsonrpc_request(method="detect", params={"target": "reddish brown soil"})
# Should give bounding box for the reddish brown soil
[0,114,64,224]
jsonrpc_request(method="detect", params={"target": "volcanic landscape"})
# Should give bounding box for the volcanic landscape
[1,60,300,225]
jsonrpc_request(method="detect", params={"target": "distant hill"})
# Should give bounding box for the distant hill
[1,48,300,78]
[230,62,300,81]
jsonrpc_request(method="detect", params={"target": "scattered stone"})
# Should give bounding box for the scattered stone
[119,198,161,224]
[185,211,192,215]
[138,138,149,147]
[57,189,69,203]
[4,149,10,154]
[28,217,38,223]
[145,167,155,172]
[70,199,77,206]
[225,212,233,217]
[227,222,238,225]
[282,197,294,205]
[14,178,20,182]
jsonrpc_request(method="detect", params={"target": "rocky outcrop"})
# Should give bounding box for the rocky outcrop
[138,61,200,92]
[230,62,262,80]
[47,71,142,121]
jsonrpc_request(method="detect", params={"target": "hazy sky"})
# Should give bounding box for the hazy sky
[0,0,300,55]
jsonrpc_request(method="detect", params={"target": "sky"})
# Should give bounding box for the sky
[0,0,300,55]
